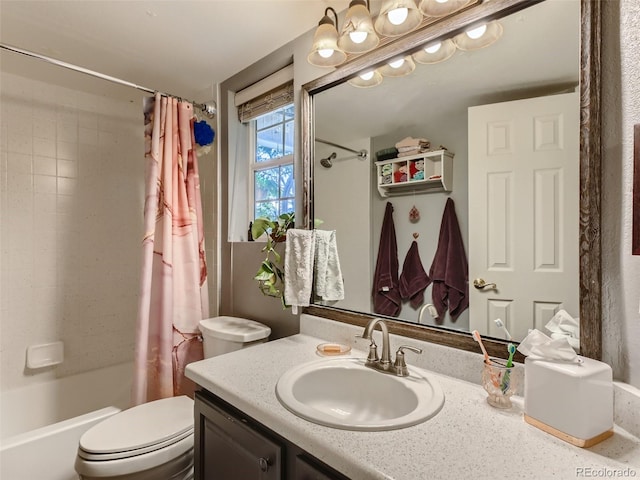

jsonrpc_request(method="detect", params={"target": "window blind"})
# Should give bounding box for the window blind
[235,65,294,123]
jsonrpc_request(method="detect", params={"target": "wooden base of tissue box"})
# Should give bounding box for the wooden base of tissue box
[524,414,613,448]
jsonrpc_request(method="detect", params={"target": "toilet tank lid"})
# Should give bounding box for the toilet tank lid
[199,316,271,342]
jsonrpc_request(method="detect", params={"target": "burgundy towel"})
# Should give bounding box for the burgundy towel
[429,198,469,321]
[399,241,431,309]
[372,202,401,317]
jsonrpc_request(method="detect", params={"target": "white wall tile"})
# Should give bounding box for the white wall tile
[7,152,32,175]
[7,132,32,154]
[33,156,57,176]
[33,138,56,158]
[1,72,145,391]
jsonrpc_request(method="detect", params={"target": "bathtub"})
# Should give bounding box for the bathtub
[0,362,132,480]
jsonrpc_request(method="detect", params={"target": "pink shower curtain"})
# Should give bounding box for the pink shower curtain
[133,93,209,405]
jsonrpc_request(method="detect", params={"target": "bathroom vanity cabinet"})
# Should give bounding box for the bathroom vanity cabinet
[194,390,349,480]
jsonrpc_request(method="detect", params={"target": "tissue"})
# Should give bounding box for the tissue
[517,329,579,363]
[545,309,580,349]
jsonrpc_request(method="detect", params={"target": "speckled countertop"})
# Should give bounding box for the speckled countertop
[186,315,640,480]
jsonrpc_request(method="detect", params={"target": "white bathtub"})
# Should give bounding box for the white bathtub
[0,362,132,480]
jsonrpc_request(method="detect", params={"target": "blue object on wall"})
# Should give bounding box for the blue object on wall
[194,120,215,146]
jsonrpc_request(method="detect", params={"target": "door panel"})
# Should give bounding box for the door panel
[468,92,579,342]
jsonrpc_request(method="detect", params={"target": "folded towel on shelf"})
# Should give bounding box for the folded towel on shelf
[381,174,392,184]
[376,147,399,161]
[284,229,316,314]
[372,202,401,317]
[314,230,345,302]
[399,241,431,308]
[381,164,393,175]
[429,198,469,322]
[395,136,431,150]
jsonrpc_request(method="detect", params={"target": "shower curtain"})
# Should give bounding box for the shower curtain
[133,93,209,405]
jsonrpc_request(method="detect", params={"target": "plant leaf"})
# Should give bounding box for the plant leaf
[251,218,273,240]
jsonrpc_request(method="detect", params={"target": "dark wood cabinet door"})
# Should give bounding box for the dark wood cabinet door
[195,393,283,480]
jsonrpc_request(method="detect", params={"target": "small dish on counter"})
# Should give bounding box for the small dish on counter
[316,343,351,356]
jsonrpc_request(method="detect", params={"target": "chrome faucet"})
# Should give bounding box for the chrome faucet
[361,318,392,370]
[418,303,438,324]
[361,318,422,377]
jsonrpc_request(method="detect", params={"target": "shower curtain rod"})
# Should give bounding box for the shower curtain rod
[0,43,217,118]
[315,138,363,156]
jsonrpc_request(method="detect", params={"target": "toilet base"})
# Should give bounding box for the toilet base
[77,449,193,480]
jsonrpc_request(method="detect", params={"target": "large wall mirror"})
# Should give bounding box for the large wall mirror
[301,0,601,360]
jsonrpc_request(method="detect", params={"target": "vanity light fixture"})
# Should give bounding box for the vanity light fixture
[419,0,474,18]
[453,20,503,51]
[412,38,457,64]
[308,7,348,67]
[374,0,423,37]
[338,0,380,54]
[347,69,383,88]
[379,55,416,77]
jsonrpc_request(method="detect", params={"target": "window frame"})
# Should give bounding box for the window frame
[248,104,295,228]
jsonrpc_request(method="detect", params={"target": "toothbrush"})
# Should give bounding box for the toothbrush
[505,342,516,368]
[500,343,517,393]
[473,330,501,388]
[494,318,512,341]
[472,330,491,364]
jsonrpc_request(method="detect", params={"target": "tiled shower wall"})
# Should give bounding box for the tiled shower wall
[0,72,144,390]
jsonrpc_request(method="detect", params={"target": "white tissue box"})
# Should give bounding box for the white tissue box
[524,356,613,447]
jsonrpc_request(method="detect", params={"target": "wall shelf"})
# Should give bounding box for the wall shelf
[375,149,454,197]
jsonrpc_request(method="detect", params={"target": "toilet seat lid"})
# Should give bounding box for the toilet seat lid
[199,316,271,342]
[79,395,194,454]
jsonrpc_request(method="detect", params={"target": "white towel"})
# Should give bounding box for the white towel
[314,230,345,302]
[284,229,316,314]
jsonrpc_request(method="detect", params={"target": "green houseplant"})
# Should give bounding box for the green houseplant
[251,212,295,307]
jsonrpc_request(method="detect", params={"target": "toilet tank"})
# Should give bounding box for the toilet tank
[199,316,271,358]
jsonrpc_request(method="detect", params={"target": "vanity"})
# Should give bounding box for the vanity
[186,315,640,480]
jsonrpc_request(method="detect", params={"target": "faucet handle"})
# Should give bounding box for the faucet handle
[394,345,423,376]
[356,334,379,364]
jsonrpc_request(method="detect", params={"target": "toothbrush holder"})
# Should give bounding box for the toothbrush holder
[481,358,519,409]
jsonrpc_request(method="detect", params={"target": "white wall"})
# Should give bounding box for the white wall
[0,72,144,390]
[314,138,372,313]
[602,0,640,389]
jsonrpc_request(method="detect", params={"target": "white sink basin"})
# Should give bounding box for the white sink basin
[275,357,445,431]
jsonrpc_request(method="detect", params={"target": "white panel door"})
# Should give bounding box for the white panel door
[468,92,579,341]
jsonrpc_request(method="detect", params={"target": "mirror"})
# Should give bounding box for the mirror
[302,0,602,360]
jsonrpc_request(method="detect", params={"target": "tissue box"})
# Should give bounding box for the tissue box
[524,356,613,447]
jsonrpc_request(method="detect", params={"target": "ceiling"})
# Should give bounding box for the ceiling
[0,0,346,103]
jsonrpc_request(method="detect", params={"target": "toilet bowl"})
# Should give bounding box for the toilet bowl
[74,317,271,479]
[75,395,194,480]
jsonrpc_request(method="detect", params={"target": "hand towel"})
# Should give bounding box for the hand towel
[284,229,316,314]
[372,202,401,317]
[429,198,468,321]
[314,230,345,302]
[399,241,431,308]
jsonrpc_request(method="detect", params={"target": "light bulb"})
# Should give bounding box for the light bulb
[349,31,368,44]
[466,24,487,40]
[388,58,405,69]
[359,71,375,81]
[318,49,334,59]
[435,0,449,3]
[387,7,408,25]
[424,42,442,54]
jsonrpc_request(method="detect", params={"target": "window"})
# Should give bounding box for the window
[251,104,295,220]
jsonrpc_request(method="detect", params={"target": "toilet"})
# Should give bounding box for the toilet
[74,316,271,479]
